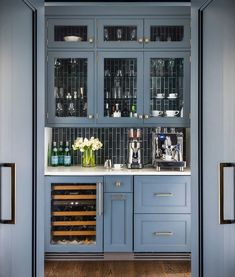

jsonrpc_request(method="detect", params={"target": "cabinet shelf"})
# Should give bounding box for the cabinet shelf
[52,221,96,226]
[52,230,96,236]
[52,211,97,216]
[52,195,96,200]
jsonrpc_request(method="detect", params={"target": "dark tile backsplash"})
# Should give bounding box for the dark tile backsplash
[51,127,184,166]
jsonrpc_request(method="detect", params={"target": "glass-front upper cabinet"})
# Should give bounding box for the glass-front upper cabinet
[144,19,190,49]
[143,52,190,126]
[47,52,95,125]
[97,52,143,124]
[47,19,94,48]
[97,19,144,48]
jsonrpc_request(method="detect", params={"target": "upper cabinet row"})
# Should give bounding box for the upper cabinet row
[46,16,190,127]
[47,18,190,49]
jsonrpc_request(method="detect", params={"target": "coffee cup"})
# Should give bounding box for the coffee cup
[168,93,178,98]
[152,110,163,117]
[165,110,179,117]
[156,93,165,99]
[163,154,173,161]
[113,164,124,169]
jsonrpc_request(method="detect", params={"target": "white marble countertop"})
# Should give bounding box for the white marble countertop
[45,166,191,176]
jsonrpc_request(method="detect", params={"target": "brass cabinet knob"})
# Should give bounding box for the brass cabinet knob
[138,114,143,119]
[115,181,121,187]
[138,38,143,43]
[88,38,94,43]
[88,114,94,119]
[144,38,150,43]
[144,114,149,119]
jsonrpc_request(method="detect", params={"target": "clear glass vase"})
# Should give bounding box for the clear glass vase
[82,148,96,167]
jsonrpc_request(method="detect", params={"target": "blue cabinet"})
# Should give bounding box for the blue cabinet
[46,15,191,127]
[143,52,190,127]
[104,176,133,252]
[47,51,95,125]
[45,176,103,253]
[47,18,95,49]
[134,214,191,252]
[97,51,144,125]
[134,176,191,213]
[97,19,144,49]
[104,193,133,252]
[134,176,191,253]
[144,18,191,49]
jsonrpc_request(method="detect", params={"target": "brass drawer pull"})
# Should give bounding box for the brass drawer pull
[153,192,174,197]
[153,231,174,236]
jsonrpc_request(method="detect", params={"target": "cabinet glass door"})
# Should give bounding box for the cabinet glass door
[97,52,143,124]
[45,177,103,252]
[97,19,143,48]
[47,52,95,125]
[144,52,190,126]
[144,19,190,49]
[47,19,94,48]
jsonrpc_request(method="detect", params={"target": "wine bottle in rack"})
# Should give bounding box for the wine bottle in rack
[105,103,110,117]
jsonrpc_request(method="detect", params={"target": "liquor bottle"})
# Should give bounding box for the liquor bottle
[122,104,130,117]
[130,104,137,118]
[105,103,110,117]
[58,141,64,165]
[51,141,58,167]
[64,141,72,166]
[113,103,121,117]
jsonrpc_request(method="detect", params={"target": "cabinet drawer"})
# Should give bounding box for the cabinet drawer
[134,176,191,213]
[134,214,191,252]
[104,176,133,193]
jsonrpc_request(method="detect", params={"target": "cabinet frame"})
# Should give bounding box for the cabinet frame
[47,18,95,49]
[97,51,144,124]
[104,192,133,252]
[144,18,191,49]
[143,51,190,127]
[47,51,95,125]
[45,176,103,253]
[97,18,144,49]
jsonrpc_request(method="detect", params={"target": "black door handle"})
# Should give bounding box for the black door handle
[219,163,235,224]
[0,163,16,224]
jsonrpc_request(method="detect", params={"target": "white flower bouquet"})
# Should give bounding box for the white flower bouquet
[72,137,103,167]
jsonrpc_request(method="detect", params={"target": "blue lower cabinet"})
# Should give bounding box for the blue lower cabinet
[104,193,133,252]
[134,176,191,214]
[134,214,191,252]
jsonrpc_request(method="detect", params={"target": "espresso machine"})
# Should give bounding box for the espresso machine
[152,128,186,171]
[127,128,143,169]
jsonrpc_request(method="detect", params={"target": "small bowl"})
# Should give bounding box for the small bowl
[64,36,82,42]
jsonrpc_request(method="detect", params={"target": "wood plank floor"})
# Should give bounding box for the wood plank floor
[45,261,191,277]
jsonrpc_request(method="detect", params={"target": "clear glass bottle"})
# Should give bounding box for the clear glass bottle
[105,103,110,117]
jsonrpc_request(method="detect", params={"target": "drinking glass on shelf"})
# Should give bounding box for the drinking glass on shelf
[104,28,109,41]
[56,102,63,116]
[130,29,136,40]
[68,102,75,116]
[116,70,123,77]
[104,69,111,77]
[117,28,122,40]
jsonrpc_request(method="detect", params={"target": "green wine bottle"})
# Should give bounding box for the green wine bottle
[58,141,64,166]
[64,141,72,166]
[51,141,58,167]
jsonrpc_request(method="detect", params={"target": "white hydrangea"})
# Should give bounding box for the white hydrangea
[72,136,102,152]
